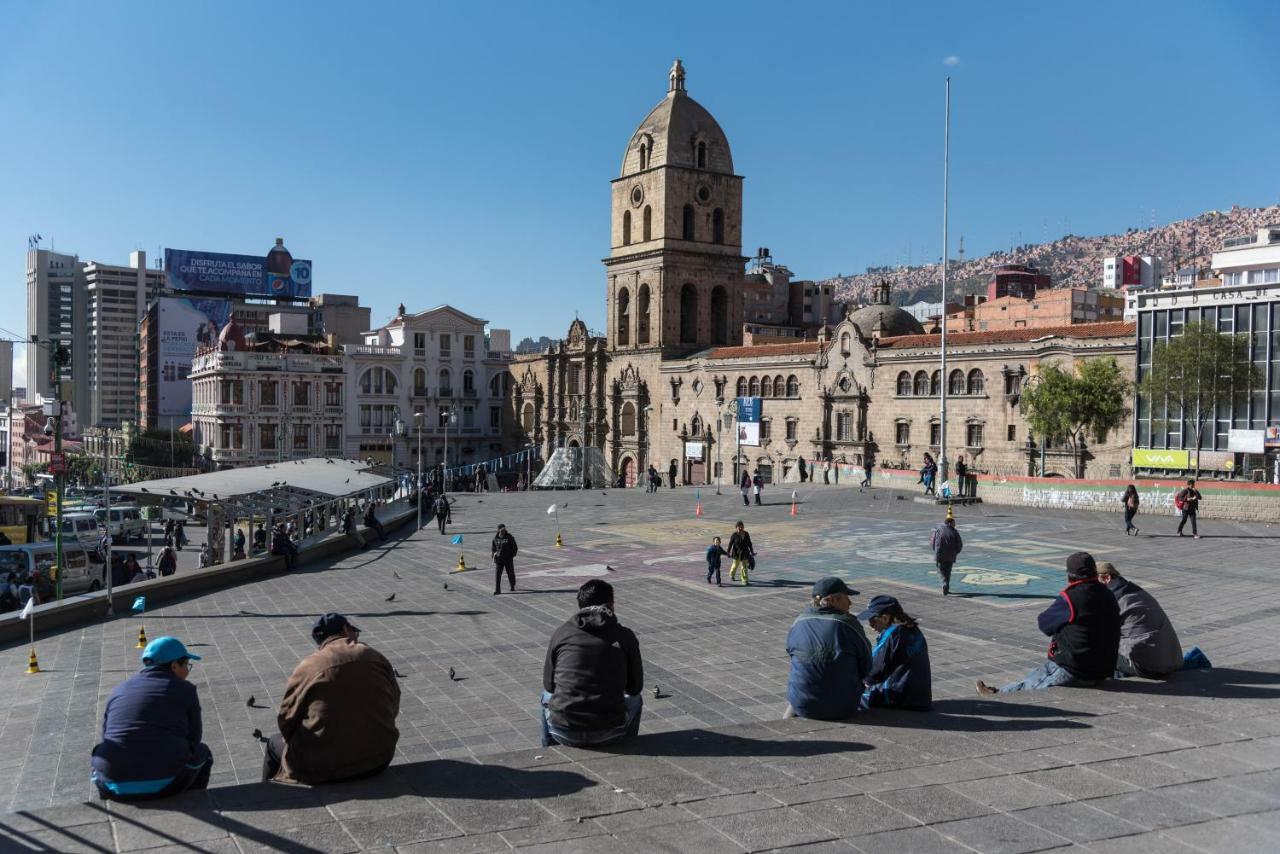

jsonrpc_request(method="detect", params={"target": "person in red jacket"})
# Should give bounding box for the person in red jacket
[976,552,1121,694]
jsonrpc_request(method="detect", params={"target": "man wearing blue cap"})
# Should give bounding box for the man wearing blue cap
[90,637,212,801]
[784,577,871,720]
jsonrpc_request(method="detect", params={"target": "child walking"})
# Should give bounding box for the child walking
[705,536,728,586]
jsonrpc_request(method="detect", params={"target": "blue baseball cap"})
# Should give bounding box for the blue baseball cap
[141,636,201,666]
[856,594,900,621]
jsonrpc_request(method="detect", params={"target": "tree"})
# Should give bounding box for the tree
[1020,357,1131,478]
[1137,320,1263,475]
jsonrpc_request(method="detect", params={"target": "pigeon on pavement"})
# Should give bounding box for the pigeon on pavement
[442,582,448,590]
[606,565,616,572]
[385,593,396,602]
[448,667,457,681]
[246,695,255,707]
[393,572,402,579]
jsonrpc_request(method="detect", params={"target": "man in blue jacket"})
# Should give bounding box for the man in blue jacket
[977,552,1121,694]
[785,577,871,720]
[90,637,212,801]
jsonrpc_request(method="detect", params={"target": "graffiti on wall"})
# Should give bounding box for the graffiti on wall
[1019,486,1177,511]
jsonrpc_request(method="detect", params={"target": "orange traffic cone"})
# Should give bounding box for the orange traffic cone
[790,491,798,516]
[695,502,703,517]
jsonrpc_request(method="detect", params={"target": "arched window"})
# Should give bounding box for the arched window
[413,368,426,394]
[463,369,475,393]
[761,376,773,398]
[680,283,698,343]
[913,371,929,396]
[786,375,800,397]
[736,377,748,397]
[637,284,651,345]
[710,285,728,345]
[489,373,507,397]
[748,376,760,397]
[439,368,452,395]
[521,402,535,431]
[691,414,702,436]
[682,205,695,240]
[616,287,630,347]
[642,205,652,241]
[967,369,986,395]
[948,369,965,395]
[639,141,649,170]
[930,370,941,396]
[386,371,396,394]
[897,371,912,395]
[697,141,707,168]
[712,208,725,244]
[840,332,851,356]
[774,375,784,396]
[359,367,397,395]
[620,402,636,436]
[622,210,631,246]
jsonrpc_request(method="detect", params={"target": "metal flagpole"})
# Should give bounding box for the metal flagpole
[103,429,113,614]
[938,76,952,488]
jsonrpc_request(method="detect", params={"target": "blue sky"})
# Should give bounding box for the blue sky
[3,0,1279,379]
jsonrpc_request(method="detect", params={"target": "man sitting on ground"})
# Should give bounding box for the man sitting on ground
[541,579,643,748]
[978,552,1120,694]
[91,637,212,801]
[264,613,400,784]
[785,577,871,720]
[364,501,388,542]
[1097,561,1183,679]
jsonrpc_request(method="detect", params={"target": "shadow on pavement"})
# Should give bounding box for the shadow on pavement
[1100,667,1280,700]
[597,728,872,758]
[860,698,1096,732]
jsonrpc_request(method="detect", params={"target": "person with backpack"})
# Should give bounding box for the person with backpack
[432,493,452,535]
[1121,484,1140,536]
[157,547,178,577]
[1175,479,1201,539]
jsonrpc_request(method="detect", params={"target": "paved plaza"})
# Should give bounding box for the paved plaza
[2,482,1279,852]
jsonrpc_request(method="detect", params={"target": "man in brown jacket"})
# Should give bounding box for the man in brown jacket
[262,613,401,784]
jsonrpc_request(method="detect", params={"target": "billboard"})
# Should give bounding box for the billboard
[157,296,232,417]
[736,396,762,446]
[1228,429,1266,454]
[165,247,312,299]
[1132,448,1190,469]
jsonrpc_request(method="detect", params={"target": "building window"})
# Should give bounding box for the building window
[736,377,747,397]
[463,406,475,429]
[967,369,985,395]
[620,402,636,436]
[697,141,707,168]
[642,206,652,241]
[567,365,581,395]
[325,424,341,450]
[463,369,475,393]
[836,412,852,441]
[413,332,426,355]
[1007,424,1017,442]
[259,381,277,407]
[948,369,965,395]
[895,421,910,445]
[259,424,276,450]
[1004,372,1022,395]
[439,334,451,356]
[413,368,427,395]
[897,371,912,396]
[293,422,309,449]
[359,367,397,395]
[840,333,851,356]
[682,205,695,240]
[712,208,725,244]
[785,418,798,441]
[930,370,941,396]
[521,402,535,432]
[622,210,631,246]
[616,287,631,346]
[220,380,243,405]
[464,335,475,357]
[761,376,773,397]
[294,382,310,407]
[760,419,772,440]
[786,375,800,397]
[929,421,941,447]
[749,376,760,397]
[966,422,984,447]
[913,371,929,396]
[489,407,501,430]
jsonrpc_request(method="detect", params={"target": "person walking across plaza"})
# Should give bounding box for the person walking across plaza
[491,523,519,595]
[823,458,832,485]
[739,469,751,506]
[930,514,962,596]
[157,546,178,577]
[798,457,808,483]
[752,470,764,505]
[264,613,400,784]
[432,492,452,535]
[977,552,1120,694]
[784,577,871,720]
[667,459,678,489]
[727,520,756,585]
[540,580,643,748]
[858,595,932,711]
[91,637,212,801]
[1121,483,1141,536]
[705,536,728,586]
[647,464,660,493]
[1176,479,1202,538]
[859,454,873,489]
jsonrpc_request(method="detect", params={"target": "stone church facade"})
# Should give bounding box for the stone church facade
[511,61,1137,486]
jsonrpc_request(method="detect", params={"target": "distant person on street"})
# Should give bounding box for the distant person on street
[363,502,387,542]
[705,536,728,586]
[955,456,968,498]
[122,554,143,583]
[541,580,643,748]
[91,637,211,801]
[157,546,178,577]
[432,493,451,535]
[491,523,519,595]
[1121,484,1140,536]
[264,613,400,784]
[233,528,246,560]
[823,458,832,485]
[198,543,210,569]
[727,520,756,585]
[647,465,660,493]
[977,552,1120,694]
[784,577,871,720]
[930,515,963,596]
[342,506,367,549]
[668,459,678,489]
[175,521,188,550]
[0,572,19,611]
[858,595,932,711]
[1097,562,1183,679]
[1176,479,1202,538]
[798,457,808,483]
[253,524,267,554]
[271,524,298,571]
[859,455,873,489]
[739,470,751,506]
[752,470,764,505]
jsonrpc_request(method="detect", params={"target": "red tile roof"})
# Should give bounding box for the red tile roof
[704,342,822,360]
[878,321,1135,349]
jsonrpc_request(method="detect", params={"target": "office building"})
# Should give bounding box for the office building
[25,248,84,403]
[85,251,166,427]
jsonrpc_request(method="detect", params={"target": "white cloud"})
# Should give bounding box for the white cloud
[943,55,961,67]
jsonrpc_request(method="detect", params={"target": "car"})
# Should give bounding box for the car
[94,506,147,543]
[53,512,105,555]
[0,542,102,596]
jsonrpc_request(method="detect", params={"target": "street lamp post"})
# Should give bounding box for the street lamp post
[715,399,724,494]
[391,410,405,499]
[442,407,455,491]
[414,411,424,530]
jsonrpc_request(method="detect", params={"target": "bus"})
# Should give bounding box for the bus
[0,497,46,544]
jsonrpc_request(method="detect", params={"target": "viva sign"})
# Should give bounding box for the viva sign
[1132,448,1190,469]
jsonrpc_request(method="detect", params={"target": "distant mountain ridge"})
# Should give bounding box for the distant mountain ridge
[820,203,1280,307]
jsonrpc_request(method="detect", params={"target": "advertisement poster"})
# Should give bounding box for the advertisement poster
[165,248,312,299]
[737,422,761,447]
[158,297,233,417]
[1131,448,1190,469]
[684,441,704,460]
[735,396,762,447]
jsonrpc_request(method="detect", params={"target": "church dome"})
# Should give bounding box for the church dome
[620,60,734,176]
[848,281,925,338]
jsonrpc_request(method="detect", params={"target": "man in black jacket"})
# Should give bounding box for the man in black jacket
[491,524,518,595]
[977,552,1120,694]
[540,580,643,748]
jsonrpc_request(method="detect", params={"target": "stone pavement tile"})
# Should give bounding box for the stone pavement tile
[592,803,697,832]
[1144,746,1252,781]
[762,841,858,853]
[983,751,1070,774]
[1235,807,1280,834]
[616,771,725,805]
[1081,832,1199,853]
[1043,741,1141,766]
[339,804,463,849]
[574,754,681,784]
[845,824,974,853]
[839,768,932,795]
[791,793,918,836]
[0,820,116,854]
[0,803,110,833]
[396,829,513,853]
[531,783,647,821]
[1084,790,1219,831]
[758,753,868,784]
[1020,766,1139,800]
[1008,803,1148,843]
[1081,756,1205,790]
[217,803,338,831]
[946,775,1072,811]
[235,820,363,854]
[1156,778,1280,818]
[1161,816,1280,853]
[683,791,785,818]
[763,780,859,807]
[109,806,232,852]
[870,784,993,825]
[131,838,244,854]
[624,818,748,853]
[1206,738,1280,770]
[706,806,840,850]
[498,817,609,849]
[428,791,558,835]
[932,812,1073,854]
[909,758,1009,786]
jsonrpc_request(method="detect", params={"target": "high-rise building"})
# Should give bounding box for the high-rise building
[84,251,166,426]
[25,248,84,403]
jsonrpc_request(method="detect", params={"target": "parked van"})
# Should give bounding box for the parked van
[54,513,104,554]
[0,542,100,595]
[94,507,147,543]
